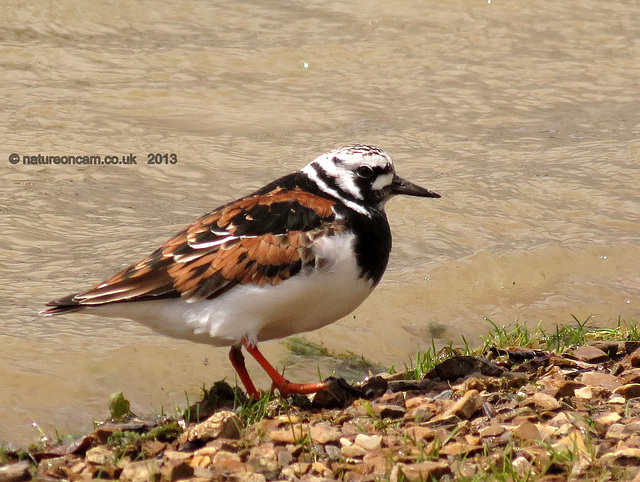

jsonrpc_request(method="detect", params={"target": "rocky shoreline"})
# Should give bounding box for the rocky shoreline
[3,338,640,481]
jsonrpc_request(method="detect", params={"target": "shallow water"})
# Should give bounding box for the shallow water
[1,0,639,446]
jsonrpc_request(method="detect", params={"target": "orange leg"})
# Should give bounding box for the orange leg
[241,338,328,398]
[229,338,328,398]
[228,344,259,399]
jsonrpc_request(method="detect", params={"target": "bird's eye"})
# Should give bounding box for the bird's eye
[356,165,374,179]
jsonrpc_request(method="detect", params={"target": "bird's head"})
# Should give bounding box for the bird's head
[302,144,440,213]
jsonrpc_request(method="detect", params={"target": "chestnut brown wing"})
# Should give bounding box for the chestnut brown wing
[42,187,341,314]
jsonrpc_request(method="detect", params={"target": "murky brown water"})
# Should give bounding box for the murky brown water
[1,0,639,446]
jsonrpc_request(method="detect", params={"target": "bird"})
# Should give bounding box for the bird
[42,145,440,399]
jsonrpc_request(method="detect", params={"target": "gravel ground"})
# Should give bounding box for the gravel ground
[3,340,640,481]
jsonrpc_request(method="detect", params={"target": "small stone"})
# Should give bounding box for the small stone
[160,460,194,481]
[596,412,622,426]
[404,405,435,422]
[354,433,382,451]
[309,424,342,444]
[512,456,533,478]
[439,441,481,456]
[85,446,115,465]
[310,461,332,477]
[601,448,640,467]
[277,448,293,467]
[405,396,431,410]
[324,444,342,460]
[575,386,593,399]
[247,444,278,477]
[580,372,621,390]
[377,404,407,418]
[479,423,506,438]
[142,440,166,457]
[433,389,453,400]
[233,474,266,482]
[0,461,31,482]
[191,466,216,479]
[164,450,192,464]
[555,380,585,398]
[392,462,451,481]
[573,344,611,363]
[630,347,640,367]
[609,394,627,404]
[445,389,482,420]
[514,421,540,441]
[611,363,625,376]
[521,392,561,411]
[623,422,640,434]
[621,369,640,384]
[406,426,437,442]
[210,458,251,476]
[340,437,367,458]
[606,423,626,440]
[190,454,212,468]
[213,450,241,463]
[362,450,388,475]
[432,356,503,380]
[120,459,162,482]
[549,412,570,426]
[280,462,310,479]
[536,423,559,440]
[69,461,88,474]
[614,384,640,399]
[624,341,640,354]
[269,426,304,444]
[552,431,588,455]
[186,410,242,442]
[275,414,301,424]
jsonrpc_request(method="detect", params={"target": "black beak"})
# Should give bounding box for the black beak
[389,175,440,198]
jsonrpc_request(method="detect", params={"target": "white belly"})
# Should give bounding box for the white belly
[90,233,375,346]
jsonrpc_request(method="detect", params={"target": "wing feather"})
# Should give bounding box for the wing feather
[42,185,341,314]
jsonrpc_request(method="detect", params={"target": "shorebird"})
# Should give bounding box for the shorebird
[43,145,440,398]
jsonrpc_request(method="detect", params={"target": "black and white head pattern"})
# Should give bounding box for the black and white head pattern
[301,145,397,215]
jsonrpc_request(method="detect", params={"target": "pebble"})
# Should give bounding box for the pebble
[479,423,506,438]
[119,459,162,482]
[574,386,593,399]
[621,368,640,384]
[601,448,640,466]
[512,456,533,478]
[573,344,610,363]
[520,392,561,410]
[605,423,626,440]
[269,427,304,444]
[630,347,640,367]
[442,389,482,420]
[555,380,585,398]
[340,437,368,458]
[614,383,640,399]
[185,410,242,442]
[354,433,382,451]
[514,421,540,441]
[404,405,435,422]
[0,460,31,482]
[391,462,451,481]
[309,423,342,444]
[579,372,621,390]
[595,411,622,426]
[85,446,114,465]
